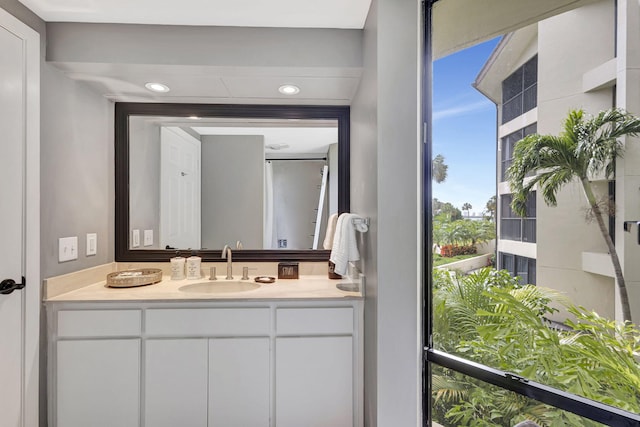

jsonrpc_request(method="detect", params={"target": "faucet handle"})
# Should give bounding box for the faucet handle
[241,267,258,280]
[209,267,217,280]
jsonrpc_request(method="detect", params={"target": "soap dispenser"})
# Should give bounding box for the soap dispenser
[186,251,202,280]
[170,252,186,280]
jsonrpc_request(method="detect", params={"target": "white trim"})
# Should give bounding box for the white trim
[0,8,40,427]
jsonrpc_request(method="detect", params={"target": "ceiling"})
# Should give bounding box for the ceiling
[22,0,371,104]
[135,116,338,156]
[19,0,371,28]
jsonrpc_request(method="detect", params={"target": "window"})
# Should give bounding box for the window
[500,123,537,181]
[502,55,538,124]
[427,2,640,425]
[499,252,536,285]
[500,192,536,242]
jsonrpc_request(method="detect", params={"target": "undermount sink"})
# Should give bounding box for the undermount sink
[179,281,261,294]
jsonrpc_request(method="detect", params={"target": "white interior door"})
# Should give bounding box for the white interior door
[160,127,201,250]
[0,8,40,427]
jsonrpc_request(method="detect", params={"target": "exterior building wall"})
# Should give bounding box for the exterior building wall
[615,0,640,322]
[487,0,624,320]
[536,0,616,319]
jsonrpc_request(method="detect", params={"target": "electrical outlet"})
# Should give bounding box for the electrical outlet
[132,229,140,248]
[144,230,153,246]
[59,236,78,262]
[86,233,97,256]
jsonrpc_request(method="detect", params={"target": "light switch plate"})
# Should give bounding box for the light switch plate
[132,229,140,248]
[86,233,97,256]
[144,230,153,246]
[59,236,78,262]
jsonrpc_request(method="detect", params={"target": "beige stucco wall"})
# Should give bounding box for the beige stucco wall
[535,0,616,320]
[615,0,640,322]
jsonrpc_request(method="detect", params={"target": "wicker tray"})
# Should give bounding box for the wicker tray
[106,268,163,288]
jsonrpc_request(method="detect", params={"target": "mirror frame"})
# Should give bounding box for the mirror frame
[115,102,350,262]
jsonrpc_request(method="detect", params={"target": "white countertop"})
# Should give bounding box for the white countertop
[45,274,363,302]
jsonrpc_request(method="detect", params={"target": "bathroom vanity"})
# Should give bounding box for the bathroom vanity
[44,265,364,427]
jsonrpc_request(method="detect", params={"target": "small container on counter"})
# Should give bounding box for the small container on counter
[278,262,299,279]
[328,261,342,279]
[186,252,202,280]
[170,255,186,280]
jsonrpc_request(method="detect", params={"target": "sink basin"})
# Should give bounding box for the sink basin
[179,281,260,294]
[336,282,359,292]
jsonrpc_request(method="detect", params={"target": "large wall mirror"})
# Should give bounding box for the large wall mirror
[115,103,350,262]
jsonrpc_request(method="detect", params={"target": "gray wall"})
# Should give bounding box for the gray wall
[350,0,422,425]
[201,135,264,249]
[0,1,115,279]
[129,117,161,247]
[40,64,114,277]
[270,160,328,249]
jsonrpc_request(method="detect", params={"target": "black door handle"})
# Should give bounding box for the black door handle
[0,276,25,295]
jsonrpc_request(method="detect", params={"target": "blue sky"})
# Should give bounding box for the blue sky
[433,37,500,216]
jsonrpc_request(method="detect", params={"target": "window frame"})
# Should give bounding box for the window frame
[423,1,640,425]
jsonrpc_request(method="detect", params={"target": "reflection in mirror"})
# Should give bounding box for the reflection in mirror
[115,103,350,262]
[129,116,339,251]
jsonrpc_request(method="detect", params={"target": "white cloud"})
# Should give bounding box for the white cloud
[433,100,493,121]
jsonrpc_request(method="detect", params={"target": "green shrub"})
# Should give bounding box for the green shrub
[431,268,640,426]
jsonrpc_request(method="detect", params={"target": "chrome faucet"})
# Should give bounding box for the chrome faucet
[221,244,233,279]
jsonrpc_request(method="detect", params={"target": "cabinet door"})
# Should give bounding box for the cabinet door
[209,338,270,427]
[276,336,353,427]
[145,339,208,427]
[56,339,140,427]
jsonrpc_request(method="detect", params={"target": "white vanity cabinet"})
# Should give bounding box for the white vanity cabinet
[143,307,271,427]
[47,300,363,427]
[52,309,142,427]
[275,308,356,427]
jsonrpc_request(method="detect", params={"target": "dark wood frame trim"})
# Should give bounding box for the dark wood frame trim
[115,102,350,262]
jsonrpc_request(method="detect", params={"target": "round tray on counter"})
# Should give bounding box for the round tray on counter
[106,268,163,288]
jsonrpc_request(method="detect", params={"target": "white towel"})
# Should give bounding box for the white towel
[330,213,367,275]
[323,213,339,250]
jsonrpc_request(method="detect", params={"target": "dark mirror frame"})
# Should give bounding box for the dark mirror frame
[115,102,350,262]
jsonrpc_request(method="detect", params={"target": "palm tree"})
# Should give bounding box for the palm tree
[432,154,448,183]
[461,202,472,217]
[485,195,497,221]
[508,108,640,323]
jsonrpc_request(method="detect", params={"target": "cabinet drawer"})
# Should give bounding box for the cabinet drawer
[145,308,270,336]
[277,307,353,335]
[57,310,142,338]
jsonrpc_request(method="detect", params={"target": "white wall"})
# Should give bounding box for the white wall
[350,0,379,423]
[351,0,422,425]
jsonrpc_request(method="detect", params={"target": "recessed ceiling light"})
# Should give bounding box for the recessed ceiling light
[145,82,170,93]
[278,84,300,95]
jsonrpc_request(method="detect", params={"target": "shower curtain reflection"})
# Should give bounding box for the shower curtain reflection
[264,160,275,249]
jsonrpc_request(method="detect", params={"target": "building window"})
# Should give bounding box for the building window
[501,55,538,124]
[499,252,537,285]
[500,122,537,181]
[500,192,536,243]
[609,180,615,245]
